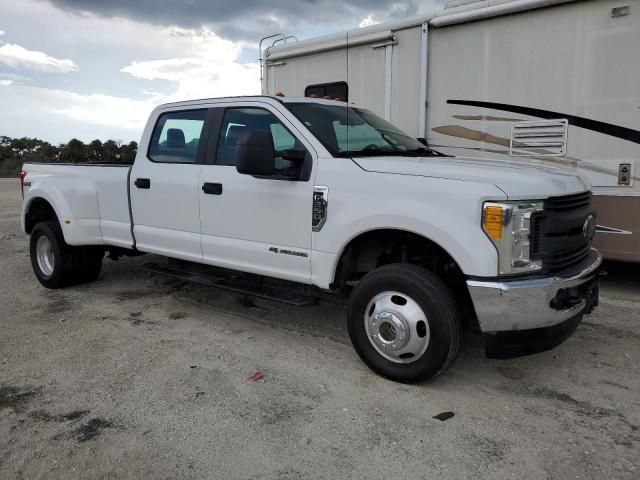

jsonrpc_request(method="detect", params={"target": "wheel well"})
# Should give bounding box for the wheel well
[333,229,477,327]
[333,229,465,289]
[25,198,58,234]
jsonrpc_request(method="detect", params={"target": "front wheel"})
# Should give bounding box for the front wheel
[347,264,461,383]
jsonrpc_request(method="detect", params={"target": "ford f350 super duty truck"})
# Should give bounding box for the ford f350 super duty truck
[20,96,601,383]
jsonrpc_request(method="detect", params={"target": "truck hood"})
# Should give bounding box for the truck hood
[352,155,590,198]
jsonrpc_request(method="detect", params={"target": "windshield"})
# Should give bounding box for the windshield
[285,103,441,157]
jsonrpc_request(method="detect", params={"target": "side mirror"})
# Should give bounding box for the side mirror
[417,137,429,146]
[236,131,276,176]
[281,149,306,162]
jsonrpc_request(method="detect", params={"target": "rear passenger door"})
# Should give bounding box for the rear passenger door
[198,103,316,284]
[130,108,211,262]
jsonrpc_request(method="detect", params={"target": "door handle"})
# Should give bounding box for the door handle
[134,178,151,189]
[202,182,223,195]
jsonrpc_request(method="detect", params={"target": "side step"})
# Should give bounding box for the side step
[143,262,317,306]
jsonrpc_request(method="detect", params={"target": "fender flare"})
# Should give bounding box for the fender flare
[22,176,101,244]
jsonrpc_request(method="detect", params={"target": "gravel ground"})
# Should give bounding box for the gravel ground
[0,177,638,479]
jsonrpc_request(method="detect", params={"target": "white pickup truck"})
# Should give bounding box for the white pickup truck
[21,96,601,382]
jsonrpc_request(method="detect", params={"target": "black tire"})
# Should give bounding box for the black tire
[347,263,461,383]
[30,221,77,289]
[29,221,103,289]
[78,246,103,283]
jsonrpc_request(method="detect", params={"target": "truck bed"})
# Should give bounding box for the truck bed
[22,162,134,248]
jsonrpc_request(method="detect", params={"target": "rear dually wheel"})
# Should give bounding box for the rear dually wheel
[29,221,103,289]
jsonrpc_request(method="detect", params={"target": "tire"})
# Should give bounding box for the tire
[29,221,103,289]
[78,246,103,283]
[30,221,76,289]
[347,263,461,383]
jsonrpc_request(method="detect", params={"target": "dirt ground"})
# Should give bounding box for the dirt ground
[0,177,638,479]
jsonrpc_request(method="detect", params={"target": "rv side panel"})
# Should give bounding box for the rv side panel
[427,0,640,261]
[390,26,424,136]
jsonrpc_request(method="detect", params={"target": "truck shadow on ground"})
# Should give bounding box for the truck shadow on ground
[75,253,638,390]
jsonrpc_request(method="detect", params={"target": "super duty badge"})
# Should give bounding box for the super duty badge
[312,186,328,232]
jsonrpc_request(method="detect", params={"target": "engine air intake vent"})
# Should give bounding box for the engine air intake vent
[509,119,568,157]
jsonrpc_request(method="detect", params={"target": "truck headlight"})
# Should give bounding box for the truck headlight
[482,201,544,275]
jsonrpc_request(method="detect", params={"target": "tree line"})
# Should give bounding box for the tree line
[0,136,138,176]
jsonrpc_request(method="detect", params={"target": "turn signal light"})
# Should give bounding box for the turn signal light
[20,171,27,198]
[483,205,504,240]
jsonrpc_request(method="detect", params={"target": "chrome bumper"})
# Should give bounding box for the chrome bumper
[467,250,602,332]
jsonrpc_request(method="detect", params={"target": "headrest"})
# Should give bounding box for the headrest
[225,125,245,147]
[166,128,185,148]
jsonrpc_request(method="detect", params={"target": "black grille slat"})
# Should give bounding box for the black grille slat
[530,192,595,274]
[543,244,591,273]
[544,191,592,212]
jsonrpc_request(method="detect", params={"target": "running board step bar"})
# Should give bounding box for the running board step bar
[142,262,317,306]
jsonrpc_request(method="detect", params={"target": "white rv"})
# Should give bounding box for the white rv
[262,0,640,262]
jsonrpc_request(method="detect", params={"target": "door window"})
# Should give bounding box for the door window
[216,107,306,167]
[148,110,207,163]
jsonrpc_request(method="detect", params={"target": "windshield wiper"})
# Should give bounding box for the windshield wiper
[337,148,399,158]
[336,147,448,158]
[397,147,448,157]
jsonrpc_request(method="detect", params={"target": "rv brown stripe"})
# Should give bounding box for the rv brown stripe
[447,100,640,144]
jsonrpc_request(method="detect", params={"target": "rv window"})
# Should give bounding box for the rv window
[305,82,348,101]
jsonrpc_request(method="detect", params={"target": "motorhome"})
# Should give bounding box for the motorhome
[262,0,640,262]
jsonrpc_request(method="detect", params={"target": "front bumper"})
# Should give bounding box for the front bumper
[466,249,602,333]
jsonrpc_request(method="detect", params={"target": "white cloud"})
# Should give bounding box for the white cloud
[0,84,153,142]
[0,3,259,142]
[0,79,13,87]
[0,43,78,73]
[0,72,32,83]
[359,14,380,27]
[0,30,5,36]
[121,27,259,102]
[53,91,153,130]
[0,24,260,144]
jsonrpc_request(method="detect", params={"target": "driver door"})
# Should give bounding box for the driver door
[198,103,316,284]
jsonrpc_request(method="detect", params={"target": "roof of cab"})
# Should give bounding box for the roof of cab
[153,95,347,112]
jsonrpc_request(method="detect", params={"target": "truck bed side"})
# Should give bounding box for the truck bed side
[21,163,133,248]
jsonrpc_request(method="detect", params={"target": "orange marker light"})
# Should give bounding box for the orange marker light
[275,91,285,97]
[483,205,504,240]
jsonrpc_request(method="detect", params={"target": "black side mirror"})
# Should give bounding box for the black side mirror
[281,149,306,162]
[236,131,275,176]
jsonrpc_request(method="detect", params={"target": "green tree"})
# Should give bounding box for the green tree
[102,140,119,163]
[59,138,86,163]
[118,141,138,164]
[87,139,103,163]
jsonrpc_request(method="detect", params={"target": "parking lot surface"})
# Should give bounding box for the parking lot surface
[0,178,638,479]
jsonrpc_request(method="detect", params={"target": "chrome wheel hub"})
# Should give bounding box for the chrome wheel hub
[36,236,55,277]
[364,291,430,364]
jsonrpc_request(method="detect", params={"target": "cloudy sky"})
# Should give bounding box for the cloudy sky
[0,0,444,144]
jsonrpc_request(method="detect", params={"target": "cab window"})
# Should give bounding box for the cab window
[216,107,306,167]
[148,110,206,163]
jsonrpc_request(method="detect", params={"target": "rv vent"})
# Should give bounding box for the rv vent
[509,119,568,157]
[618,163,632,186]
